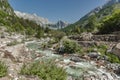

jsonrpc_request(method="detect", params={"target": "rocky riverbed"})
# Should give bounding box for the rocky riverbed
[0,33,120,80]
[26,42,120,80]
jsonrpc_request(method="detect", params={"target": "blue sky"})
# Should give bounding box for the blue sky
[8,0,106,23]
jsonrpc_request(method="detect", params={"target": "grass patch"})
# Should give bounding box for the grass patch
[87,44,108,55]
[0,61,7,77]
[20,60,67,80]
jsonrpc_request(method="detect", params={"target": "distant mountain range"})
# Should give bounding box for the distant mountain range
[0,0,68,30]
[15,11,68,29]
[63,0,120,32]
[14,11,51,26]
[48,20,69,29]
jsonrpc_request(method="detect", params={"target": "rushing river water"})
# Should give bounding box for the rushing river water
[26,42,120,80]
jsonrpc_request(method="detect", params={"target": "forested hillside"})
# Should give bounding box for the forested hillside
[63,3,120,35]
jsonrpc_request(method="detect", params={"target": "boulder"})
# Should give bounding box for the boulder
[112,43,120,57]
[88,52,101,59]
[3,50,15,61]
[70,56,82,62]
[80,32,93,41]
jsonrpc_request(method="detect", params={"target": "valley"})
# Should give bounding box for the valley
[0,0,120,80]
[0,28,120,80]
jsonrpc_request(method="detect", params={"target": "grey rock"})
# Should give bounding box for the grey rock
[112,43,120,57]
[88,52,101,59]
[70,56,82,62]
[80,32,93,41]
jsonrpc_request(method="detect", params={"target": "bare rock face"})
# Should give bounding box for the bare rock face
[112,43,120,57]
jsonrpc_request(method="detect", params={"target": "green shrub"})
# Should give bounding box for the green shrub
[106,52,120,63]
[35,29,44,39]
[0,61,7,77]
[20,61,67,80]
[87,44,107,55]
[98,9,120,34]
[25,27,35,35]
[49,30,66,41]
[48,38,58,44]
[41,43,47,49]
[87,44,120,63]
[63,39,82,54]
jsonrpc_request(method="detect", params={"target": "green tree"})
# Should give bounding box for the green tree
[25,27,35,35]
[44,27,51,33]
[85,15,97,32]
[99,9,120,34]
[12,22,24,32]
[74,26,81,34]
[35,28,44,38]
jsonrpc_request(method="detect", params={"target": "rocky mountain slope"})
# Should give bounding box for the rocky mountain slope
[15,11,51,26]
[15,11,68,29]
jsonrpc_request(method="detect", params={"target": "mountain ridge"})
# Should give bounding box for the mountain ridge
[15,11,68,29]
[77,0,120,26]
[63,0,120,34]
[14,11,51,26]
